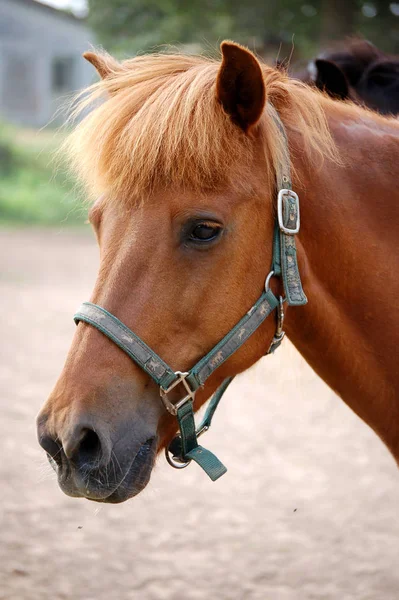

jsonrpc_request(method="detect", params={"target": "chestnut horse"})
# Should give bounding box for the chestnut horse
[37,42,399,503]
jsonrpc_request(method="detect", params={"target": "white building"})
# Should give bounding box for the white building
[0,0,95,127]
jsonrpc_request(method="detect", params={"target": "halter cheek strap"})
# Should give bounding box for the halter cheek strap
[73,104,307,482]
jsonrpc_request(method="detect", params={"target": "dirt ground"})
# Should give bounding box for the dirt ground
[1,228,399,600]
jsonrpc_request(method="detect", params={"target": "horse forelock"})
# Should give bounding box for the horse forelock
[62,50,341,206]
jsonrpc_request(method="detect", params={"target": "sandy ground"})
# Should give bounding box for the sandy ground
[1,228,399,600]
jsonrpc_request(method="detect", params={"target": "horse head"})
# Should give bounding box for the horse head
[36,42,337,503]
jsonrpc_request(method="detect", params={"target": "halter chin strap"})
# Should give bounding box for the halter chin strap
[73,104,307,482]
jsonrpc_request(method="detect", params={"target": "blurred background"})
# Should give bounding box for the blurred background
[0,0,398,225]
[1,2,399,600]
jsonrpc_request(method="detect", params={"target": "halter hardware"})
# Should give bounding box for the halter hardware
[165,415,210,469]
[267,295,286,354]
[165,448,191,469]
[278,189,300,235]
[73,104,307,483]
[160,371,196,416]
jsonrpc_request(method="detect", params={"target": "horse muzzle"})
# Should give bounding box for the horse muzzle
[37,398,159,503]
[40,431,157,502]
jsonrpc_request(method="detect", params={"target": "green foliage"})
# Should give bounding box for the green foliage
[0,124,86,226]
[87,0,398,59]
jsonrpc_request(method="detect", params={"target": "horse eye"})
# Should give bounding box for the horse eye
[190,223,222,242]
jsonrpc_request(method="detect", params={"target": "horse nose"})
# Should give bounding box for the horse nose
[39,421,112,469]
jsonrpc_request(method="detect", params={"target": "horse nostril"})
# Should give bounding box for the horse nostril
[63,426,105,467]
[78,429,102,463]
[39,435,63,468]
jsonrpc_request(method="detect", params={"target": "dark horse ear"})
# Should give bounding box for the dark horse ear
[83,51,122,80]
[314,59,349,100]
[216,41,266,132]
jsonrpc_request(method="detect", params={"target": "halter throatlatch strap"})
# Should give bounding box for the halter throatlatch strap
[73,103,307,482]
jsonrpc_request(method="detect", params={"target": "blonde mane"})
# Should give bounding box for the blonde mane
[64,51,340,203]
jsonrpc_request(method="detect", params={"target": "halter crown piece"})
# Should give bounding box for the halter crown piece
[73,105,307,481]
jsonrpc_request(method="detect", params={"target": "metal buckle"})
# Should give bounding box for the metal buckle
[160,371,196,416]
[277,189,300,235]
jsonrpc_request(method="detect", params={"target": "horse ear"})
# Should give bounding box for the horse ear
[83,51,121,80]
[314,59,349,100]
[216,41,266,132]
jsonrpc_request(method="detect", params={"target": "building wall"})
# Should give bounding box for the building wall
[0,0,95,127]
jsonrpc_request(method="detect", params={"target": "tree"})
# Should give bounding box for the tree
[320,0,358,44]
[87,0,398,59]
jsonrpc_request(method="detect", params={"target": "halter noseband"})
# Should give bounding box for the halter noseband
[73,106,307,481]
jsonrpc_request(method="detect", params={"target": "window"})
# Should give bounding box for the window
[52,57,74,92]
[2,53,37,113]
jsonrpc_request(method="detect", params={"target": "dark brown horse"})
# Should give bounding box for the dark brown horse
[296,40,399,115]
[37,42,399,503]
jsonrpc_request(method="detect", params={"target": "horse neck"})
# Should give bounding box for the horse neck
[284,101,399,460]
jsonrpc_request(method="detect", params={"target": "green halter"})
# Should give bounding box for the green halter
[73,105,307,482]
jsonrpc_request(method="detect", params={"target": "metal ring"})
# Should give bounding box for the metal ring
[165,445,191,469]
[265,270,275,292]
